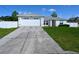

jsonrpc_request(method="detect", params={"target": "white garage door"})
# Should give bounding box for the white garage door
[19,19,41,26]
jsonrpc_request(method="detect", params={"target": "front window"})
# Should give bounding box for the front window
[44,20,48,25]
[60,21,63,25]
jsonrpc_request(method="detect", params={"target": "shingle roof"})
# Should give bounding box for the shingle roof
[17,13,44,17]
[44,16,66,21]
[17,13,66,21]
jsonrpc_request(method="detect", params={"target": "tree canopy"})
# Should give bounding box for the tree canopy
[51,11,57,17]
[12,11,18,17]
[12,11,18,21]
[68,16,79,23]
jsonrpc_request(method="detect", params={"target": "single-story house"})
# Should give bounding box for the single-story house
[0,13,78,28]
[17,13,78,27]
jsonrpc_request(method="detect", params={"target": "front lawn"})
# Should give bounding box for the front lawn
[0,28,16,39]
[43,27,79,52]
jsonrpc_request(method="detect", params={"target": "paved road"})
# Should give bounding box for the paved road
[0,27,64,54]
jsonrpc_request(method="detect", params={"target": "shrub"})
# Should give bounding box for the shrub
[59,24,69,27]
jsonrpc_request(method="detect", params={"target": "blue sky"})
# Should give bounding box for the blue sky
[0,5,79,19]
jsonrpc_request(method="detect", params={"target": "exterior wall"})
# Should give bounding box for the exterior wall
[62,21,68,24]
[55,20,78,27]
[18,17,44,26]
[0,21,17,28]
[40,18,44,26]
[67,23,78,27]
[55,21,61,26]
[49,21,52,27]
[18,16,79,27]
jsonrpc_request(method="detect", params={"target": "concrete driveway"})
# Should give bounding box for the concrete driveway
[0,27,64,54]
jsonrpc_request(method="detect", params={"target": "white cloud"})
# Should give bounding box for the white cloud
[48,8,56,12]
[28,12,32,14]
[42,8,47,11]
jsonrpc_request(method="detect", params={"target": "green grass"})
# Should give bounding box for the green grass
[0,28,16,38]
[43,27,79,52]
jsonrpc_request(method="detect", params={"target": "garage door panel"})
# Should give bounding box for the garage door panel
[19,19,40,26]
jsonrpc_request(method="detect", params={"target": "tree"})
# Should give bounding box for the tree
[68,16,79,24]
[12,11,18,17]
[68,17,75,22]
[12,11,18,21]
[51,11,57,17]
[0,11,18,21]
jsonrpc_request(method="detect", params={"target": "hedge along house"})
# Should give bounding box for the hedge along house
[17,13,78,27]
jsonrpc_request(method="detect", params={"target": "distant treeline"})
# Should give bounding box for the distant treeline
[0,11,18,21]
[0,16,18,21]
[68,17,79,23]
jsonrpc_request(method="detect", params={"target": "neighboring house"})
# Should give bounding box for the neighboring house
[17,13,78,27]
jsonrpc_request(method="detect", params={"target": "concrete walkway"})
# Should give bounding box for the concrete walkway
[0,27,65,54]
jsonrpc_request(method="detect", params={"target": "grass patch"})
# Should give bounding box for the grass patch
[43,27,79,52]
[0,28,16,38]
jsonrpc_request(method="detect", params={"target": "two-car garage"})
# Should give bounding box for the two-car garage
[17,13,44,27]
[19,19,41,26]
